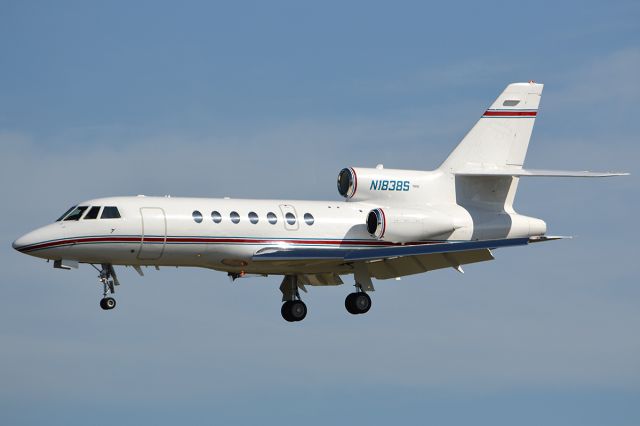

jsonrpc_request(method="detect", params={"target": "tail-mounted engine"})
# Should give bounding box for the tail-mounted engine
[337,166,427,202]
[365,207,456,243]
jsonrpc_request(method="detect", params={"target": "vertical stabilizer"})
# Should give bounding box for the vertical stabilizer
[439,82,543,172]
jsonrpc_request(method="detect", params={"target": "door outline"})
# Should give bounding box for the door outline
[279,204,299,231]
[138,207,167,260]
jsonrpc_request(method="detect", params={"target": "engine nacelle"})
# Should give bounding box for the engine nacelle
[366,207,456,243]
[337,167,426,202]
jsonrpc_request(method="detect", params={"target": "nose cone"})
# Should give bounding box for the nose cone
[13,223,68,258]
[13,231,36,252]
[12,227,50,253]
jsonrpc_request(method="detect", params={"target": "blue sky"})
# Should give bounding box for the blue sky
[1,1,639,425]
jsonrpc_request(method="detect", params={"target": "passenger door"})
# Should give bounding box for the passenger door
[138,208,167,260]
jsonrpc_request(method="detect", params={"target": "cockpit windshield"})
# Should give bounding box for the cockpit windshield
[84,206,101,219]
[63,206,89,221]
[56,205,121,221]
[101,206,121,219]
[56,205,77,222]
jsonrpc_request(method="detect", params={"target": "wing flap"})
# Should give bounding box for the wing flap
[298,273,344,286]
[365,249,494,280]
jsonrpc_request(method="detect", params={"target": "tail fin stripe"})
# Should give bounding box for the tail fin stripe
[483,110,537,117]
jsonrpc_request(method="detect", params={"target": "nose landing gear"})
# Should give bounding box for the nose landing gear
[92,264,120,311]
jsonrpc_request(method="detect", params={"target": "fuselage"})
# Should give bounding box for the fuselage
[12,195,545,276]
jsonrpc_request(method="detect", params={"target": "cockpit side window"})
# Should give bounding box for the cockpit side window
[101,206,121,219]
[64,206,89,221]
[56,205,77,221]
[84,206,101,219]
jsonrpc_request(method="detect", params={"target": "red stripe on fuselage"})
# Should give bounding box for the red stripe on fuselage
[18,235,439,253]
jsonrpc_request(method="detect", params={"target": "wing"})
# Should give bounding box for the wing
[252,237,534,280]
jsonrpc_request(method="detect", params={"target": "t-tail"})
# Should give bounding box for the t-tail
[437,81,628,212]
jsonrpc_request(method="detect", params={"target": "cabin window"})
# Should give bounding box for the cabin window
[267,212,277,224]
[101,206,121,219]
[64,206,88,221]
[230,211,240,224]
[56,205,77,221]
[304,213,315,225]
[84,206,101,219]
[248,212,259,224]
[211,211,222,223]
[192,210,203,223]
[285,212,296,225]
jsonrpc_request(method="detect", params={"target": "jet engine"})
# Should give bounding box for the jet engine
[366,207,456,243]
[337,166,426,202]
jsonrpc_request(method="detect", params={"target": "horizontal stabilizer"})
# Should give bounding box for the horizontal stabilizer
[455,168,628,177]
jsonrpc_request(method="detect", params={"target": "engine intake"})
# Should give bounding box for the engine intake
[337,168,357,198]
[366,209,386,239]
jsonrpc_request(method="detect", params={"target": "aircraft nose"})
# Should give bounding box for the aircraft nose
[12,230,39,252]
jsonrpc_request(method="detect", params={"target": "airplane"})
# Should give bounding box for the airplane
[12,82,628,322]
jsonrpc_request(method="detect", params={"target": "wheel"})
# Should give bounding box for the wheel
[289,300,307,321]
[100,297,116,310]
[353,292,371,314]
[345,293,359,315]
[281,301,294,322]
[345,292,371,315]
[281,300,307,322]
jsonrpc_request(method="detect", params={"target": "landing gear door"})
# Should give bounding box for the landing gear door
[279,204,299,231]
[138,208,167,260]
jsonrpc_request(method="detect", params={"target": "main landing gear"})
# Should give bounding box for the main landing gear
[345,266,374,315]
[92,264,119,311]
[279,275,307,322]
[278,273,374,321]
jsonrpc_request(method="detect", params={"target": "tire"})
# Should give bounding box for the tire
[99,298,108,310]
[289,301,307,321]
[353,292,371,314]
[103,297,116,310]
[281,301,294,322]
[345,293,359,315]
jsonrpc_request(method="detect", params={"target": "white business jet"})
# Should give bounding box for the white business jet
[13,82,627,322]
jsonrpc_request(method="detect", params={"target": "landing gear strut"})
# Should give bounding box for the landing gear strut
[92,264,119,311]
[279,275,307,322]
